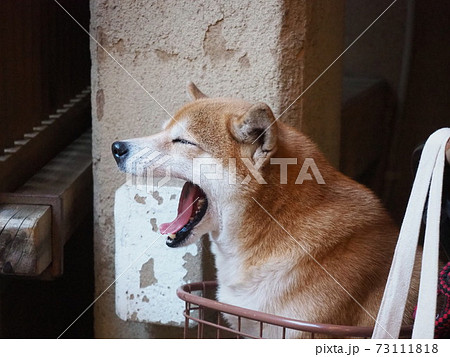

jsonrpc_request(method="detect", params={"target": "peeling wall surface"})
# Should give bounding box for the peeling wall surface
[115,184,201,326]
[91,0,344,338]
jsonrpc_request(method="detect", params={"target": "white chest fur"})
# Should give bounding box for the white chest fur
[209,232,306,338]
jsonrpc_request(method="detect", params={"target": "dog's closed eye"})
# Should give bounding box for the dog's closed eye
[173,138,197,146]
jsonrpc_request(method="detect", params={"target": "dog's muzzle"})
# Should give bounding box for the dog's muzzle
[112,141,129,164]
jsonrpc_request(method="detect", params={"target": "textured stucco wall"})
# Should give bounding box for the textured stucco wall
[90,0,344,338]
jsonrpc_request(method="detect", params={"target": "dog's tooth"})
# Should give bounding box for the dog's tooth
[189,217,194,222]
[168,233,176,239]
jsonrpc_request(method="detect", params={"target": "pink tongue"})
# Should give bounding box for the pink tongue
[159,183,197,235]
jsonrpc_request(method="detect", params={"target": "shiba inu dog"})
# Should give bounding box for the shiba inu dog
[112,82,419,338]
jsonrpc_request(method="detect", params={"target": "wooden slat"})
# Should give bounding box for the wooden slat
[15,131,92,247]
[0,0,46,152]
[16,131,92,197]
[0,130,92,277]
[0,88,91,193]
[0,204,51,276]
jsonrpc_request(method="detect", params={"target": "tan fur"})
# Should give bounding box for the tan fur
[114,84,420,338]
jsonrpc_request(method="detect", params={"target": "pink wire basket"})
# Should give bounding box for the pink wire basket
[177,281,413,339]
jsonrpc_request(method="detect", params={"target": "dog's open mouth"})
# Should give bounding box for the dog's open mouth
[159,181,208,248]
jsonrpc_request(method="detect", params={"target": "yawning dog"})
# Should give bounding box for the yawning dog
[112,82,419,338]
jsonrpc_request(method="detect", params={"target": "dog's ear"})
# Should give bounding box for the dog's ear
[231,102,278,162]
[187,81,208,100]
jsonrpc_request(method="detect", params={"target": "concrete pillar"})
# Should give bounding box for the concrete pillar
[90,0,344,338]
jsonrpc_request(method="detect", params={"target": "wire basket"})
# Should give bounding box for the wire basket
[177,281,413,339]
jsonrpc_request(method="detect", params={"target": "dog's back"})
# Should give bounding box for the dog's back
[215,121,419,337]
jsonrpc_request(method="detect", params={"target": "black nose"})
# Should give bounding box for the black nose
[112,141,129,162]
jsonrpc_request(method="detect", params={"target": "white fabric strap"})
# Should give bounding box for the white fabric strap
[372,128,450,339]
[412,139,446,338]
